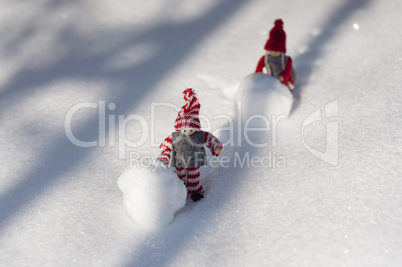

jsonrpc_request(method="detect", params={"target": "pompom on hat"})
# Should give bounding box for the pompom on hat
[174,88,201,131]
[264,19,287,53]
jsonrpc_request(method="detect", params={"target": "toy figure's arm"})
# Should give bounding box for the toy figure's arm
[255,56,265,73]
[289,67,297,85]
[204,132,223,156]
[279,56,293,84]
[158,134,173,164]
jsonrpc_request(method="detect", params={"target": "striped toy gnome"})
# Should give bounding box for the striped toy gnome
[255,19,297,92]
[158,88,223,202]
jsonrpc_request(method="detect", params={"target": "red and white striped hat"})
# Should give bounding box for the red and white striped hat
[174,88,201,130]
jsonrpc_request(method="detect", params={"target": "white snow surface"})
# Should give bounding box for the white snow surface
[117,165,186,231]
[0,0,401,266]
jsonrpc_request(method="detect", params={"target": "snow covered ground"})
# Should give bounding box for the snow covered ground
[0,0,401,266]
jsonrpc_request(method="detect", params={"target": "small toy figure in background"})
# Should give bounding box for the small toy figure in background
[255,19,297,93]
[158,88,223,202]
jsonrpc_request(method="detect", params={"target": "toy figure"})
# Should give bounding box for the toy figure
[255,19,297,92]
[158,88,223,202]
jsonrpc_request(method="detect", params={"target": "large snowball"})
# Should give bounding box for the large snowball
[117,165,187,230]
[236,73,293,122]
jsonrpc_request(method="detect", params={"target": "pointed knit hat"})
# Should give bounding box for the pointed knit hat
[174,88,201,130]
[264,19,287,53]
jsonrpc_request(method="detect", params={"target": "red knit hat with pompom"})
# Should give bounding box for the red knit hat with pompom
[174,88,201,130]
[264,19,286,53]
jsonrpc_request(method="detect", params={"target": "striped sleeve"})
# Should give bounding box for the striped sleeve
[204,131,223,157]
[158,134,173,163]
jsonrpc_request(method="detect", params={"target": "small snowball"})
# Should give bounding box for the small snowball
[117,164,187,230]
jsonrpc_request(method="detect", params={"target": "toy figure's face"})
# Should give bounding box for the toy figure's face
[267,50,282,57]
[180,128,197,135]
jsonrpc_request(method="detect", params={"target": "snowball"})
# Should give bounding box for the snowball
[236,73,293,123]
[117,164,187,230]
